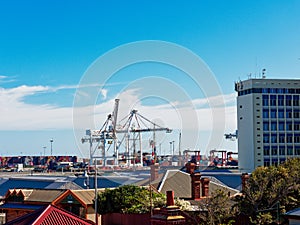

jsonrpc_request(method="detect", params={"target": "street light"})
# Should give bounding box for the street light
[50,138,53,156]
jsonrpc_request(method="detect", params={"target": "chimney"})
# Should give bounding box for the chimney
[186,162,196,174]
[241,173,250,192]
[191,172,201,200]
[201,177,210,197]
[150,163,159,182]
[151,190,185,225]
[166,190,175,206]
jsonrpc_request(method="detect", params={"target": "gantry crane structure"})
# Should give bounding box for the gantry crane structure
[116,109,172,166]
[81,99,172,167]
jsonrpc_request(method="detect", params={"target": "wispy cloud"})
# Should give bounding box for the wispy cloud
[0,75,17,84]
[0,84,237,139]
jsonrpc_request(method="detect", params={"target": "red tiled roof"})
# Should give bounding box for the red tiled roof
[5,204,95,225]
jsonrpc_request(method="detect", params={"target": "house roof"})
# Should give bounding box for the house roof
[5,204,95,225]
[0,203,43,210]
[0,176,83,197]
[52,189,95,207]
[5,189,67,203]
[154,169,241,199]
[285,207,300,218]
[71,189,96,205]
[158,170,191,198]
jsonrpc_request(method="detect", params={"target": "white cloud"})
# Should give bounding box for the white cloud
[0,84,237,152]
[0,75,17,84]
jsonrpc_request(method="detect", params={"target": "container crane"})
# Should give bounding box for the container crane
[116,109,172,167]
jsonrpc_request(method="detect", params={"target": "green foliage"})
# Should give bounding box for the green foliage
[198,189,237,225]
[96,185,166,214]
[249,213,273,225]
[236,157,300,223]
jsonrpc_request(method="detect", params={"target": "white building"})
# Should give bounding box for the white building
[235,78,300,172]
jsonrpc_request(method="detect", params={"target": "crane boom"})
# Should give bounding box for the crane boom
[116,127,172,133]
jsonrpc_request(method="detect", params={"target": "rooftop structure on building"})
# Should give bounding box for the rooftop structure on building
[235,78,300,172]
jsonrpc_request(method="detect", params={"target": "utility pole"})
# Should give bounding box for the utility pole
[50,138,53,156]
[43,146,46,157]
[94,158,98,225]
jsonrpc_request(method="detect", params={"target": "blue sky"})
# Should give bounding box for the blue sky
[0,0,300,158]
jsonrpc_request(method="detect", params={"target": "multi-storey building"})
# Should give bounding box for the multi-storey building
[235,78,300,172]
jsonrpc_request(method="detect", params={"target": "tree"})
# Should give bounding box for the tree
[236,158,300,224]
[197,189,237,225]
[96,185,166,214]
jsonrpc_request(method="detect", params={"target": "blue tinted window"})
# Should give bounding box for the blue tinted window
[287,134,293,143]
[287,146,293,155]
[286,95,292,106]
[293,95,299,106]
[279,147,285,155]
[271,109,277,118]
[263,109,269,118]
[263,146,270,155]
[286,123,293,131]
[263,134,270,143]
[278,95,284,106]
[278,122,285,131]
[286,109,293,119]
[263,122,269,131]
[295,146,300,155]
[270,95,276,106]
[271,134,277,143]
[263,95,269,106]
[278,109,284,118]
[279,134,285,143]
[271,146,278,155]
[271,122,277,131]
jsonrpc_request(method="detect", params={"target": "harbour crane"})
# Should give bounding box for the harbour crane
[81,99,172,167]
[116,109,172,167]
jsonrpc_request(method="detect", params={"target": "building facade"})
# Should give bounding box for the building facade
[235,78,300,172]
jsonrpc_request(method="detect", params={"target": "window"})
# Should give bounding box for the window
[286,123,293,131]
[263,109,269,118]
[263,134,269,143]
[271,109,277,118]
[263,95,269,106]
[295,122,300,131]
[287,134,293,143]
[271,134,277,143]
[295,134,300,143]
[272,158,278,166]
[278,109,284,118]
[264,146,270,155]
[286,95,292,106]
[263,122,269,131]
[279,147,285,155]
[279,134,285,143]
[271,146,278,155]
[271,122,277,131]
[279,122,285,131]
[295,146,300,155]
[287,147,293,155]
[270,95,276,106]
[293,95,299,106]
[278,95,284,106]
[286,109,293,119]
[288,89,295,94]
[294,110,300,119]
[264,159,270,167]
[262,88,269,94]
